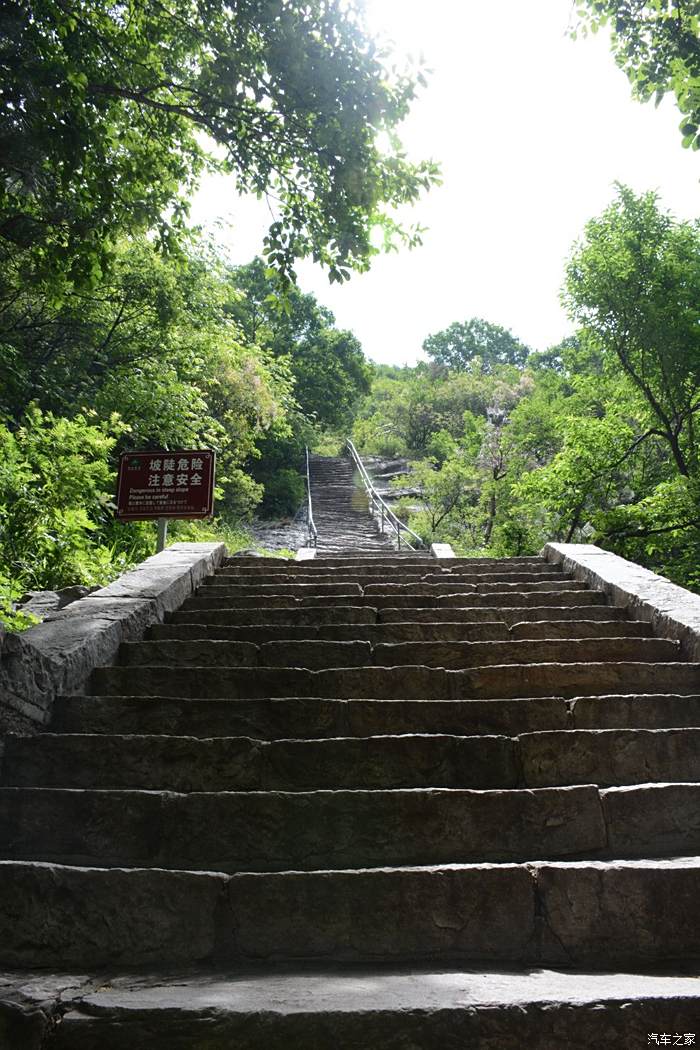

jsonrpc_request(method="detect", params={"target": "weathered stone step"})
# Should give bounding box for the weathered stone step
[171,606,379,626]
[2,857,700,968]
[378,604,627,623]
[169,604,628,627]
[217,560,563,576]
[1,732,520,790]
[3,783,699,872]
[52,693,700,739]
[52,695,571,738]
[118,636,680,670]
[180,588,605,611]
[152,621,514,643]
[209,571,565,586]
[194,579,585,599]
[89,661,700,701]
[0,784,607,870]
[15,967,700,1050]
[521,728,700,786]
[226,552,433,564]
[9,725,700,791]
[572,692,700,728]
[149,618,652,644]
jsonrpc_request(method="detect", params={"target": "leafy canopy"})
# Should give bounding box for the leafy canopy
[1,0,440,296]
[564,185,700,478]
[422,318,530,374]
[573,1,700,149]
[228,258,372,429]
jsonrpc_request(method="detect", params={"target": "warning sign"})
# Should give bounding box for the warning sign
[116,450,215,520]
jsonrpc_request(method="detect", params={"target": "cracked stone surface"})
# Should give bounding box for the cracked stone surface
[3,968,700,1049]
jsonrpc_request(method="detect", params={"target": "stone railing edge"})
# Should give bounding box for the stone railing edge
[431,543,455,559]
[543,542,700,662]
[0,542,226,733]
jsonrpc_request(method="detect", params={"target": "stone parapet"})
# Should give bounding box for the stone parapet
[543,542,700,661]
[0,543,226,733]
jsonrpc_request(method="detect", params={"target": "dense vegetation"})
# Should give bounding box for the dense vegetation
[353,187,700,593]
[2,1,699,628]
[0,0,435,623]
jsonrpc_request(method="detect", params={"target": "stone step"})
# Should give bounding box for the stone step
[8,725,700,791]
[521,727,700,786]
[216,561,563,576]
[198,579,583,598]
[0,784,609,871]
[90,661,700,701]
[12,967,700,1050]
[296,556,548,566]
[377,604,628,623]
[179,589,606,611]
[572,692,700,728]
[52,695,571,738]
[1,732,521,790]
[2,783,698,872]
[118,636,680,670]
[170,602,626,629]
[2,857,700,968]
[52,693,700,739]
[149,618,653,644]
[170,605,380,626]
[221,555,427,567]
[206,570,566,586]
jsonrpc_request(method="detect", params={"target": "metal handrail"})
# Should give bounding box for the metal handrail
[345,439,425,550]
[304,446,318,548]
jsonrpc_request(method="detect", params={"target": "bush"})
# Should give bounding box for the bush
[260,469,306,517]
[0,408,124,592]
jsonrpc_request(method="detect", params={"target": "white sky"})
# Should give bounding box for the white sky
[190,0,700,365]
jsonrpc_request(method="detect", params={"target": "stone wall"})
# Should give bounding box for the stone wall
[0,543,226,733]
[544,543,700,661]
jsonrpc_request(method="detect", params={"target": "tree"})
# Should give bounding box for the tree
[422,318,530,373]
[0,237,296,517]
[1,0,439,299]
[228,258,372,429]
[564,186,700,478]
[573,1,700,150]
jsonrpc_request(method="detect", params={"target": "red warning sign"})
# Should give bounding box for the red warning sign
[116,450,215,520]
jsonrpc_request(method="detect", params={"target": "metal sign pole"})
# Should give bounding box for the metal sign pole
[156,518,169,553]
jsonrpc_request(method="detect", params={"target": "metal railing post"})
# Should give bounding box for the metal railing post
[344,439,424,551]
[305,446,318,548]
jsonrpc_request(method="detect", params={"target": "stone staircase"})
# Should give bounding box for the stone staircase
[1,551,700,1045]
[309,454,404,552]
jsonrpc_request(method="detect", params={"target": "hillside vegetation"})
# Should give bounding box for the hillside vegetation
[2,0,699,626]
[354,188,700,593]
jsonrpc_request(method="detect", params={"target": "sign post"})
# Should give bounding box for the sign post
[156,518,169,553]
[115,450,216,551]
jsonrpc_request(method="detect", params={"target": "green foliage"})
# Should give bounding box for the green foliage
[0,238,299,527]
[260,469,306,518]
[0,582,40,633]
[0,408,133,591]
[573,1,700,151]
[353,194,700,592]
[228,258,373,429]
[422,318,530,373]
[564,185,700,478]
[0,1,433,608]
[0,0,439,299]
